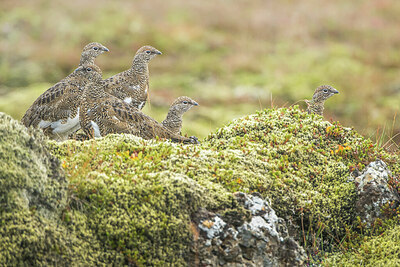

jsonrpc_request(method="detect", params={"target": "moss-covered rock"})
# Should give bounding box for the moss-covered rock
[1,107,399,265]
[49,136,240,265]
[0,112,121,265]
[50,106,399,264]
[0,112,66,217]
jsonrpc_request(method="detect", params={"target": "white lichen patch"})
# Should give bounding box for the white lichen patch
[199,216,227,239]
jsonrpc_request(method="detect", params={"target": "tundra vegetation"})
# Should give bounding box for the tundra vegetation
[1,106,400,265]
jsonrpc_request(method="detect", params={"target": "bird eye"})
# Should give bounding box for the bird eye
[146,50,151,54]
[183,101,188,104]
[86,67,92,72]
[323,89,328,93]
[93,47,98,51]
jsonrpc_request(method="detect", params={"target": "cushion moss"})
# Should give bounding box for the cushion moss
[2,106,399,265]
[50,106,399,263]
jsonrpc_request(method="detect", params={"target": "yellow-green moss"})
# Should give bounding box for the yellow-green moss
[0,112,66,216]
[49,106,399,265]
[2,107,400,265]
[0,112,123,265]
[0,208,123,266]
[50,136,238,265]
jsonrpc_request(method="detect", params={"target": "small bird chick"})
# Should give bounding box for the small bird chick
[162,96,199,135]
[305,85,339,116]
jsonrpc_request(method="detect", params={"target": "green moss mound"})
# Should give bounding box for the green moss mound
[0,112,120,265]
[50,106,399,264]
[2,107,399,265]
[0,112,66,215]
[50,135,238,265]
[205,107,399,244]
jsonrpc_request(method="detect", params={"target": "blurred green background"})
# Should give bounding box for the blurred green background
[1,0,400,147]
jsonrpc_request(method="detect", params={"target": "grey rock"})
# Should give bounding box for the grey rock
[355,159,400,226]
[191,192,306,266]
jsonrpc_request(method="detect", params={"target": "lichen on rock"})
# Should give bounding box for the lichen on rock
[354,160,400,227]
[192,192,306,266]
[46,106,400,264]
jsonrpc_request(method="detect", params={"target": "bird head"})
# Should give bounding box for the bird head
[81,42,110,59]
[74,64,103,82]
[312,85,339,102]
[135,45,162,62]
[170,96,199,116]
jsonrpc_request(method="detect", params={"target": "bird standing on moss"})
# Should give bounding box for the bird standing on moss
[79,65,199,144]
[21,65,105,140]
[103,45,161,110]
[305,85,339,116]
[21,42,109,140]
[162,96,199,135]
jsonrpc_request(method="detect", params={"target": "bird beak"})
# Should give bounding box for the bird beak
[193,101,199,106]
[103,46,110,52]
[154,49,162,55]
[333,89,339,94]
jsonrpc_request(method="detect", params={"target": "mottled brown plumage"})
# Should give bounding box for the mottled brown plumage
[78,42,109,66]
[162,96,198,135]
[305,85,339,116]
[21,65,103,140]
[103,45,161,110]
[80,66,199,144]
[21,42,108,140]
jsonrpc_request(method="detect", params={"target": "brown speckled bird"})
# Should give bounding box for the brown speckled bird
[305,85,339,116]
[162,96,199,135]
[78,42,109,66]
[103,45,161,110]
[80,65,199,144]
[21,42,108,140]
[21,65,103,140]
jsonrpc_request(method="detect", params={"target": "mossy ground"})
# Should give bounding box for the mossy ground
[49,106,399,265]
[2,107,400,265]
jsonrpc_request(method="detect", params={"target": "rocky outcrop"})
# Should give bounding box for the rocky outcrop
[1,106,400,265]
[192,192,306,266]
[354,160,400,227]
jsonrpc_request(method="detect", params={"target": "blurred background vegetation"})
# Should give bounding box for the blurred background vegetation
[1,0,400,147]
